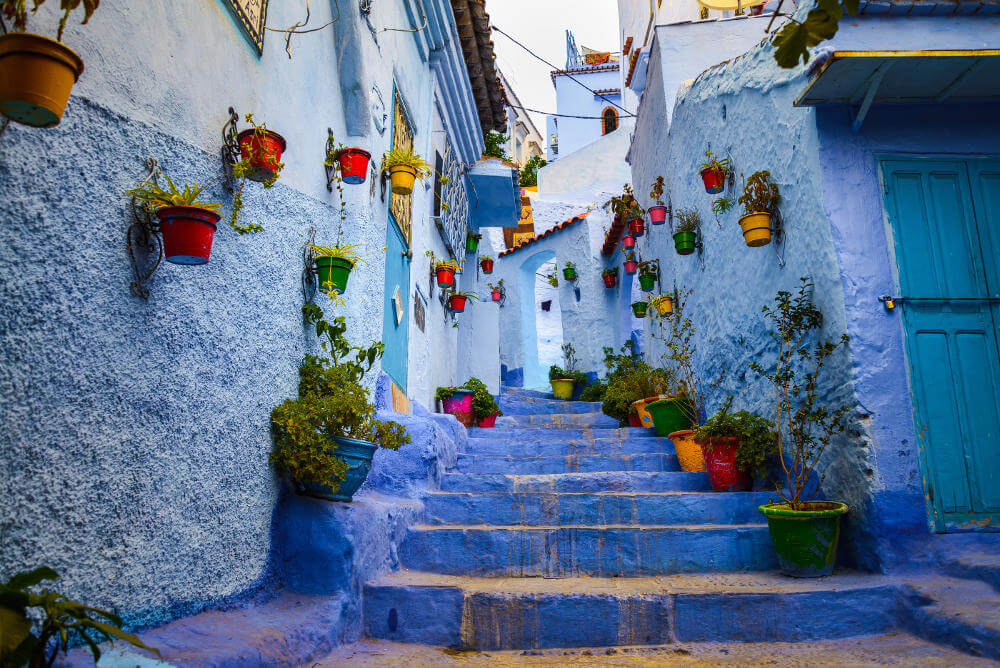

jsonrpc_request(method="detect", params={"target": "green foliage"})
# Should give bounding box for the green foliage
[462,377,502,419]
[547,272,558,288]
[772,0,860,68]
[674,208,701,234]
[694,399,778,479]
[487,278,504,292]
[0,566,159,667]
[637,259,658,276]
[483,131,511,161]
[449,290,479,301]
[698,150,731,174]
[479,254,493,262]
[1,0,99,41]
[601,267,618,278]
[128,174,221,214]
[749,278,851,509]
[519,155,547,186]
[738,170,780,216]
[381,147,433,179]
[579,381,607,403]
[323,133,351,237]
[600,342,674,425]
[563,261,576,271]
[649,176,666,206]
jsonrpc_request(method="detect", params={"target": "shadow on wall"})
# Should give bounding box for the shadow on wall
[518,249,559,390]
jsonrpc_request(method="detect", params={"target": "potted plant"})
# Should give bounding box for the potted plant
[674,208,700,256]
[562,261,577,281]
[0,0,93,127]
[699,150,730,194]
[649,176,667,225]
[631,300,649,318]
[621,234,636,250]
[623,251,638,275]
[750,278,851,577]
[488,279,504,302]
[464,377,503,428]
[433,259,461,287]
[305,243,373,298]
[128,174,222,266]
[335,147,372,184]
[694,401,778,492]
[466,231,482,253]
[229,113,284,234]
[627,200,645,237]
[448,290,477,313]
[600,342,674,427]
[602,267,618,288]
[652,294,673,317]
[271,304,410,502]
[382,147,433,195]
[637,259,658,292]
[480,254,494,274]
[549,344,585,400]
[435,386,475,426]
[737,170,780,247]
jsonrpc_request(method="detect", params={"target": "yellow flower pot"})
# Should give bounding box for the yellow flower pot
[0,33,84,127]
[739,212,772,247]
[550,378,575,400]
[652,296,673,317]
[631,396,661,429]
[389,165,417,195]
[669,429,707,472]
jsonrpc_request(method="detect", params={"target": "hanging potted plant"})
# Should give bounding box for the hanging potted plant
[466,231,482,254]
[464,377,503,428]
[562,260,577,281]
[648,176,667,225]
[448,290,477,313]
[436,386,476,427]
[651,294,673,317]
[698,150,730,195]
[0,0,94,128]
[602,267,618,288]
[621,234,636,250]
[674,208,700,256]
[271,304,410,502]
[229,113,284,235]
[128,174,222,266]
[751,279,851,577]
[433,259,461,287]
[623,251,638,275]
[305,243,375,299]
[694,402,778,492]
[631,300,649,319]
[637,259,658,292]
[480,255,494,274]
[382,147,433,196]
[488,279,505,302]
[335,147,372,184]
[737,170,780,247]
[628,200,645,237]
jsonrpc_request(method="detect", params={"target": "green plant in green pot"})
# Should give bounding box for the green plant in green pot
[673,208,700,256]
[562,260,577,282]
[270,304,410,502]
[694,399,777,492]
[630,299,649,319]
[637,259,658,292]
[750,278,851,577]
[463,377,503,427]
[466,231,482,253]
[305,243,376,301]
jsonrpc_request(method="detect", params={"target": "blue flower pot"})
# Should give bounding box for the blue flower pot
[298,436,376,502]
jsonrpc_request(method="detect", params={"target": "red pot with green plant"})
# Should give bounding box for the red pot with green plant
[699,150,730,195]
[602,268,618,288]
[621,235,636,249]
[336,148,371,184]
[623,252,638,275]
[128,174,223,266]
[648,176,667,224]
[480,256,494,274]
[629,218,644,237]
[491,290,502,302]
[448,291,477,313]
[435,261,458,287]
[238,126,286,183]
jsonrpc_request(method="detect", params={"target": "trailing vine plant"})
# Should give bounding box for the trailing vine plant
[230,113,284,235]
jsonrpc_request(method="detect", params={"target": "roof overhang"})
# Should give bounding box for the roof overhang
[794,50,1000,130]
[468,158,521,229]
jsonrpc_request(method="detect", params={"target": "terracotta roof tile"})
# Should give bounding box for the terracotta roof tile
[498,212,589,257]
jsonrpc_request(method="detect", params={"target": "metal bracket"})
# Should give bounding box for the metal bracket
[221,106,241,192]
[302,226,318,304]
[325,128,338,192]
[126,157,165,299]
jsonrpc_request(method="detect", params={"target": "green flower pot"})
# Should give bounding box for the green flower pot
[759,502,849,577]
[315,256,355,296]
[466,236,480,253]
[638,272,656,292]
[631,301,648,318]
[646,397,691,437]
[563,267,577,281]
[674,231,696,255]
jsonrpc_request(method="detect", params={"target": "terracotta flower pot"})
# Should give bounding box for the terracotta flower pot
[238,128,286,183]
[700,167,726,194]
[435,265,456,287]
[649,205,667,225]
[739,212,772,247]
[631,396,661,429]
[699,436,752,491]
[389,165,417,195]
[480,258,493,274]
[0,33,84,127]
[336,148,371,184]
[157,206,221,266]
[477,411,499,428]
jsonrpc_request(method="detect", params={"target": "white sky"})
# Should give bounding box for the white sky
[486,1,621,141]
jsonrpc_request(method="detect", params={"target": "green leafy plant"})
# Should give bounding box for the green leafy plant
[623,250,637,263]
[600,342,674,425]
[711,197,736,227]
[449,290,479,301]
[483,130,511,161]
[564,260,576,271]
[675,208,701,234]
[487,279,504,292]
[772,0,859,69]
[381,147,433,180]
[128,174,221,214]
[229,113,284,235]
[699,150,731,175]
[462,377,502,419]
[431,257,464,273]
[637,259,658,276]
[601,267,618,278]
[1,0,98,41]
[738,170,780,216]
[435,385,461,402]
[0,566,159,667]
[749,278,851,509]
[579,380,607,402]
[546,272,559,288]
[694,398,778,479]
[649,176,666,206]
[479,254,493,262]
[518,155,547,186]
[323,133,352,237]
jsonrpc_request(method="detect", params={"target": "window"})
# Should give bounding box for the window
[699,6,709,19]
[390,88,414,245]
[602,107,619,135]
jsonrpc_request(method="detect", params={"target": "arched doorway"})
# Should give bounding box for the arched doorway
[602,107,619,135]
[518,249,564,390]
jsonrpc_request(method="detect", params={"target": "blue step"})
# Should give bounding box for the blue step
[397,524,776,576]
[454,452,678,475]
[363,572,900,649]
[440,471,711,493]
[503,413,621,428]
[424,491,774,526]
[464,435,675,456]
[498,400,604,415]
[468,427,656,440]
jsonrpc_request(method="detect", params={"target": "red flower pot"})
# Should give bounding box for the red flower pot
[448,294,468,312]
[603,273,617,288]
[621,235,636,249]
[441,389,474,427]
[237,129,286,182]
[649,205,667,225]
[749,3,765,14]
[629,218,645,237]
[477,411,499,428]
[336,148,371,184]
[700,167,726,195]
[624,260,638,275]
[491,290,503,302]
[481,258,494,274]
[700,437,752,491]
[627,412,642,428]
[157,206,221,265]
[436,266,456,287]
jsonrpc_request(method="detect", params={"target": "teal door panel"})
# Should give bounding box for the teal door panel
[381,218,410,392]
[881,158,1000,530]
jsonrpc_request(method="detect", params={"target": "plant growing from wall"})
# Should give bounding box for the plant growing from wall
[519,155,547,186]
[711,197,736,228]
[382,147,433,196]
[673,208,700,256]
[737,170,780,247]
[771,0,859,69]
[229,114,285,234]
[546,271,559,288]
[483,130,511,161]
[0,566,160,667]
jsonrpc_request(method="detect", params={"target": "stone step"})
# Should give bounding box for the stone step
[503,413,621,428]
[453,452,679,475]
[397,524,776,576]
[440,471,711,493]
[424,491,774,526]
[499,400,604,415]
[464,435,676,456]
[467,426,656,440]
[941,550,1000,593]
[905,576,1000,658]
[363,571,900,650]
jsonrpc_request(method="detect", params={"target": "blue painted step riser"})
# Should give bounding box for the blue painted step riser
[455,453,679,475]
[363,585,902,649]
[499,402,603,415]
[465,437,676,456]
[504,414,621,428]
[398,526,777,576]
[424,492,773,526]
[440,472,712,493]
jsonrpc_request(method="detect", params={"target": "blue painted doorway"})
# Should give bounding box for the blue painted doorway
[880,157,1000,531]
[381,218,410,392]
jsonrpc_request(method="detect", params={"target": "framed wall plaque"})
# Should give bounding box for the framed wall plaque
[224,0,269,55]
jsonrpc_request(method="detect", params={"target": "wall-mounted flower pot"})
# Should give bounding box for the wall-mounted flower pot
[448,294,468,312]
[563,266,577,281]
[297,436,375,502]
[749,3,765,15]
[668,429,706,472]
[623,260,638,275]
[652,296,673,317]
[491,289,503,302]
[673,231,697,255]
[435,265,456,287]
[157,206,221,265]
[336,148,371,184]
[631,301,648,318]
[648,205,667,225]
[602,273,617,288]
[621,235,636,249]
[550,378,575,400]
[315,256,355,296]
[700,437,752,491]
[0,33,84,127]
[477,411,499,428]
[480,258,493,274]
[647,398,692,438]
[629,218,645,237]
[700,167,726,194]
[441,389,475,427]
[238,128,286,182]
[466,236,480,253]
[739,212,772,247]
[389,165,417,195]
[759,502,849,577]
[638,272,657,292]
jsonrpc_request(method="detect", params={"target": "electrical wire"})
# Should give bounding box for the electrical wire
[507,103,627,120]
[491,24,636,118]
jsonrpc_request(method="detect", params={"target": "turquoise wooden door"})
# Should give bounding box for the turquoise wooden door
[881,157,1000,531]
[381,218,410,392]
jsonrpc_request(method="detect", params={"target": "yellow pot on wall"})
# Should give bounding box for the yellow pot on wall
[389,165,417,195]
[0,33,84,127]
[738,212,772,247]
[550,379,575,400]
[652,296,673,317]
[669,429,707,472]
